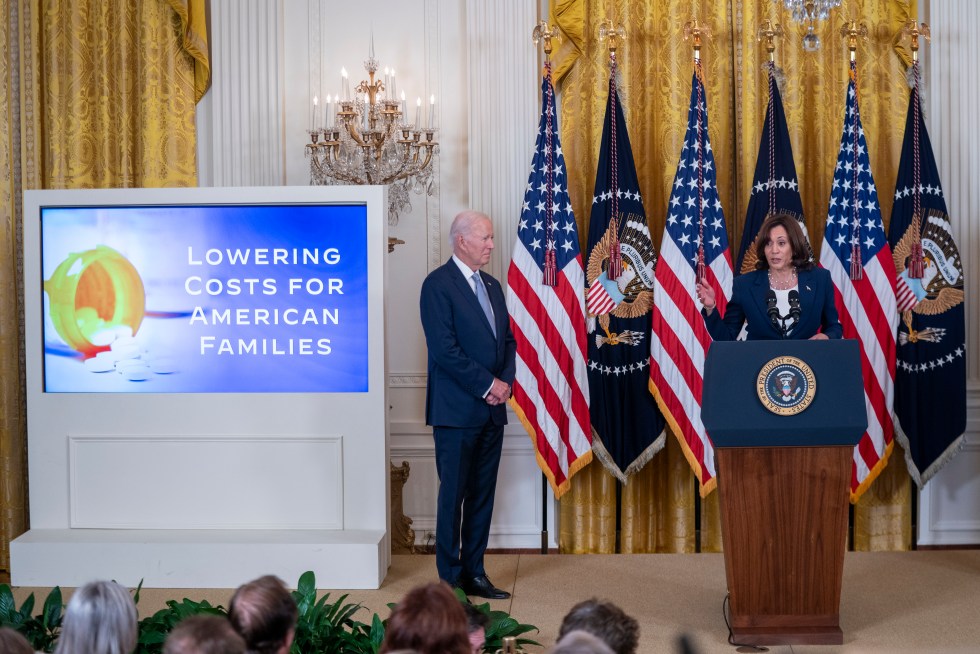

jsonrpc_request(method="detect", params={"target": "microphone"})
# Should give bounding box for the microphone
[788,289,801,321]
[766,290,780,331]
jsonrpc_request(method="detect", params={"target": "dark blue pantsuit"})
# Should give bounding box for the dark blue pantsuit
[704,268,843,340]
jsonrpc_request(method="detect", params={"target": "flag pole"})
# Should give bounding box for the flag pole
[541,473,549,554]
[530,20,560,554]
[683,18,711,285]
[533,20,561,288]
[840,20,869,281]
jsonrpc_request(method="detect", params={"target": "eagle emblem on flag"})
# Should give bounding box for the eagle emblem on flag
[586,216,656,343]
[893,210,964,319]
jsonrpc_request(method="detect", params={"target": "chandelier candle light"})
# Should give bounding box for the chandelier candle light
[306,39,438,226]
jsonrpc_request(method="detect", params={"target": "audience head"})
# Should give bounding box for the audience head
[228,575,297,654]
[0,627,35,654]
[557,598,639,654]
[754,213,812,271]
[462,601,490,653]
[53,580,138,654]
[379,582,471,654]
[164,615,246,654]
[550,630,615,654]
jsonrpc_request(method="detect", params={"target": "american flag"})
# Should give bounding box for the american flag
[737,62,808,274]
[584,54,665,482]
[888,61,966,486]
[819,61,899,502]
[506,66,591,499]
[649,62,733,496]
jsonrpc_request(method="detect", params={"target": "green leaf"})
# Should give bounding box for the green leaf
[17,593,35,620]
[297,570,317,598]
[369,613,386,652]
[41,587,63,630]
[133,578,144,605]
[0,584,16,623]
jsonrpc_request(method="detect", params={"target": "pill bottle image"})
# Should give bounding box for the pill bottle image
[44,245,146,357]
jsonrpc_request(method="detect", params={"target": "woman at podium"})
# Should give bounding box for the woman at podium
[696,213,842,340]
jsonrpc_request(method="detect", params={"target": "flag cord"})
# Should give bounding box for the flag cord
[607,52,623,280]
[543,60,557,286]
[849,61,863,281]
[767,62,776,217]
[908,60,925,279]
[695,59,706,283]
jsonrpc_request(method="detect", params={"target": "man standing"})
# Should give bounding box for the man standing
[420,210,516,600]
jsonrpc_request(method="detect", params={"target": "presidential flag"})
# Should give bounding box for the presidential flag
[507,65,592,498]
[649,60,734,496]
[584,54,665,482]
[888,61,966,486]
[819,61,899,502]
[738,62,808,274]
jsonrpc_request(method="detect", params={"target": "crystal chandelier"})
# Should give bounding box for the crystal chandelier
[306,43,438,226]
[782,0,842,51]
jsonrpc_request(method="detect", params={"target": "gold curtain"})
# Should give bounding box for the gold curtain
[0,0,209,576]
[553,0,914,553]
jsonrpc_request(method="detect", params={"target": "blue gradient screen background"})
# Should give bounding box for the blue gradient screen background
[40,203,369,393]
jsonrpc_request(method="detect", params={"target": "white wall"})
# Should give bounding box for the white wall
[198,0,557,553]
[196,0,979,551]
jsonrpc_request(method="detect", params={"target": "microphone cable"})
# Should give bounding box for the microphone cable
[722,592,769,652]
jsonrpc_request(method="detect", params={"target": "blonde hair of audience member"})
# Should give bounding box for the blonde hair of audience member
[228,575,297,654]
[379,582,471,654]
[550,630,615,654]
[164,615,246,654]
[557,598,639,654]
[52,580,138,654]
[0,626,35,654]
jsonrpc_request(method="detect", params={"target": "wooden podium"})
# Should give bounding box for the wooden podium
[702,340,867,646]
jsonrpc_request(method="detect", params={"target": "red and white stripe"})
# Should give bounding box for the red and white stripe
[819,243,898,499]
[895,275,917,312]
[507,246,592,499]
[586,278,616,316]
[649,236,733,494]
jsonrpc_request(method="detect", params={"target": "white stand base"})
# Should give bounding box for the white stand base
[11,528,389,589]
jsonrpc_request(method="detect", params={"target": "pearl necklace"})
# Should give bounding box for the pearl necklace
[768,267,797,290]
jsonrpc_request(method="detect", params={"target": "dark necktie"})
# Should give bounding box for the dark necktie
[472,272,496,337]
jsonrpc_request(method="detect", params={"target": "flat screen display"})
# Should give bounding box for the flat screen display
[40,203,368,393]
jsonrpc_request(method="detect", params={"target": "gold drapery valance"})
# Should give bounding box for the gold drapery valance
[552,0,914,553]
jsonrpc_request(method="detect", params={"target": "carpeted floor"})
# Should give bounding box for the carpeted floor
[11,550,980,653]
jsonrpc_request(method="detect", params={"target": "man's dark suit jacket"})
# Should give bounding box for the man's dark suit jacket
[420,259,516,427]
[704,268,843,341]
